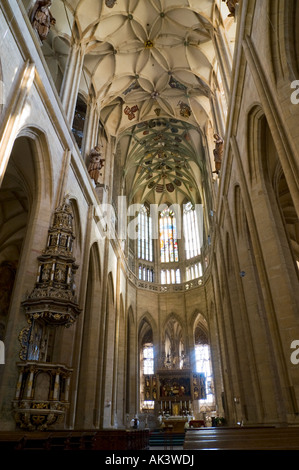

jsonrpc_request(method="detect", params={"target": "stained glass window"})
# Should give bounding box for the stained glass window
[159,207,179,262]
[138,205,153,261]
[183,202,201,259]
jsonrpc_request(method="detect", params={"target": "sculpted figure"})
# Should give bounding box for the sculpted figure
[212,133,224,174]
[31,1,56,42]
[222,0,239,17]
[87,146,105,184]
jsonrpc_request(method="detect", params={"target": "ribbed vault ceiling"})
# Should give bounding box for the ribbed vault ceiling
[47,0,231,203]
[121,118,204,205]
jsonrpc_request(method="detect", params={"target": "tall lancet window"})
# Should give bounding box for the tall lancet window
[143,344,154,375]
[195,327,214,404]
[159,207,179,263]
[183,202,201,259]
[138,204,153,261]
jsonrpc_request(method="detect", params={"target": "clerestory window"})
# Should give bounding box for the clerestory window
[183,202,201,259]
[138,205,153,262]
[159,207,179,263]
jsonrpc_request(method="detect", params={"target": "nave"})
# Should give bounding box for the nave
[0,0,299,441]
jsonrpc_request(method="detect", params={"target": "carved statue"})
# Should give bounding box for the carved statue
[87,146,105,184]
[31,1,56,42]
[222,0,239,17]
[212,133,224,174]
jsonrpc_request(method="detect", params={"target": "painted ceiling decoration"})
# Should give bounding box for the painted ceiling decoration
[46,0,234,204]
[122,118,203,205]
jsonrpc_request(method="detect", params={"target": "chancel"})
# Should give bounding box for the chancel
[0,0,299,452]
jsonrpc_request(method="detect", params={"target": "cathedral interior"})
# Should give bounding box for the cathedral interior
[0,0,299,451]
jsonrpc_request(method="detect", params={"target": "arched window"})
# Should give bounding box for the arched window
[138,205,153,262]
[142,343,155,410]
[183,202,201,259]
[159,207,179,262]
[139,265,154,283]
[186,262,202,281]
[142,344,154,375]
[140,319,155,410]
[72,95,87,152]
[161,268,181,285]
[194,328,214,403]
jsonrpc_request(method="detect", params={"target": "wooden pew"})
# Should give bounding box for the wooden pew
[183,427,299,450]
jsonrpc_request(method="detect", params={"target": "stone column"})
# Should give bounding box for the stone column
[111,256,121,427]
[65,373,71,402]
[96,138,115,206]
[60,42,85,123]
[82,98,100,161]
[211,27,231,105]
[26,366,35,399]
[15,368,24,400]
[0,60,35,186]
[53,370,60,400]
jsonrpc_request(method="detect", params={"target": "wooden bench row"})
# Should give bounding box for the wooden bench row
[0,429,150,451]
[184,426,299,450]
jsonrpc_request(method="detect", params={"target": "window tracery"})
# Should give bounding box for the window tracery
[183,202,201,260]
[159,207,179,263]
[137,204,153,262]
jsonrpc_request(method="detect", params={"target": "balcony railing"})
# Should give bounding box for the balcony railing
[127,269,204,293]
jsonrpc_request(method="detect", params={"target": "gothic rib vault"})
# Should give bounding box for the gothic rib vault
[45,0,235,205]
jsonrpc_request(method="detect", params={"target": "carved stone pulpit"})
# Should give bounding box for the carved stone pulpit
[13,197,81,430]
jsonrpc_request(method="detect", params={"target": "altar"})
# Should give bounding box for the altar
[162,416,188,433]
[142,355,207,422]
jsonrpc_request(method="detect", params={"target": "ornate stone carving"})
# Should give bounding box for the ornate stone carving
[222,0,239,17]
[12,362,72,431]
[14,197,80,430]
[30,1,56,42]
[105,0,117,7]
[87,146,105,184]
[21,196,81,333]
[212,133,224,174]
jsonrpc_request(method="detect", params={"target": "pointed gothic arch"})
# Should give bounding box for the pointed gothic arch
[258,113,299,277]
[162,314,186,369]
[101,272,116,427]
[269,0,299,80]
[0,128,53,341]
[75,241,102,428]
[115,294,126,426]
[126,305,136,417]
